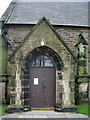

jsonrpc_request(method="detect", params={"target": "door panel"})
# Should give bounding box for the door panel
[29,67,55,108]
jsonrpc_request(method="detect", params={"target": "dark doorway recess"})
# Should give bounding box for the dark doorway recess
[23,46,63,108]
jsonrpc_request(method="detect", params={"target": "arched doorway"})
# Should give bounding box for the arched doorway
[23,46,63,109]
[30,54,55,108]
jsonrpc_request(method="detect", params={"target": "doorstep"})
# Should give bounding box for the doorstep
[0,110,89,119]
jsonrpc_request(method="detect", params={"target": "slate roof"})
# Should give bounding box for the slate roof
[3,2,89,26]
[1,2,17,22]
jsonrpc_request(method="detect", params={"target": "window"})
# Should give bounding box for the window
[32,55,54,67]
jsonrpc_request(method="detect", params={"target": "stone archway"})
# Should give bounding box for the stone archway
[8,17,76,111]
[22,46,64,109]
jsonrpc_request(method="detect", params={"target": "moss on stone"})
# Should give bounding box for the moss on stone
[10,78,16,87]
[8,17,78,63]
[0,36,8,77]
[2,76,7,81]
[70,92,75,105]
[10,63,16,76]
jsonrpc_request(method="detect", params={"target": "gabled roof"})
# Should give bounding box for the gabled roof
[1,2,17,22]
[2,2,88,26]
[8,16,78,63]
[75,33,88,46]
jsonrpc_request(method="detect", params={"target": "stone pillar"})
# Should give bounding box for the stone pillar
[56,70,63,107]
[88,78,90,99]
[62,66,71,107]
[15,63,22,108]
[7,62,16,111]
[7,61,23,113]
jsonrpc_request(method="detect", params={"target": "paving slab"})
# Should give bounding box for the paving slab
[48,114,66,118]
[1,113,20,118]
[78,114,89,118]
[65,113,83,118]
[0,110,89,119]
[18,115,33,118]
[32,115,47,118]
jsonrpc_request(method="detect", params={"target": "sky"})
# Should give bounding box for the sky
[0,0,89,18]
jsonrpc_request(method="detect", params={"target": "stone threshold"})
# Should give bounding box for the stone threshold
[0,111,89,119]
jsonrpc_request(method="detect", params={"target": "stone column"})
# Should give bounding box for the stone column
[62,66,71,107]
[15,63,22,108]
[88,79,90,99]
[7,62,17,111]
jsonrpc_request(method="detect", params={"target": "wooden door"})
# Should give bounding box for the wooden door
[29,55,56,108]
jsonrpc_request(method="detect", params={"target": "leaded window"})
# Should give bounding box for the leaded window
[32,55,54,67]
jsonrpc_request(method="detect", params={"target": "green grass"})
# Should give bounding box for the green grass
[0,105,7,116]
[0,105,90,116]
[77,105,90,116]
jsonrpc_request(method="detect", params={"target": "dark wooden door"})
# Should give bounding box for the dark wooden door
[29,55,56,108]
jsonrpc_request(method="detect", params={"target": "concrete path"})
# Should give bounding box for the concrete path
[0,111,89,119]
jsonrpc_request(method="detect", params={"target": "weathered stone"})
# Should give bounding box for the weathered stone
[1,17,89,111]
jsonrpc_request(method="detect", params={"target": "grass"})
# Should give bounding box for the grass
[0,105,7,116]
[77,104,90,116]
[0,104,90,116]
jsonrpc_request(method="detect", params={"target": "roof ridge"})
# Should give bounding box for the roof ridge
[75,33,88,46]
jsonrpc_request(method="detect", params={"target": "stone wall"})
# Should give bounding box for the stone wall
[56,26,89,75]
[6,24,89,74]
[5,24,33,56]
[0,82,5,104]
[88,31,90,75]
[4,21,89,108]
[56,26,88,55]
[6,25,89,53]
